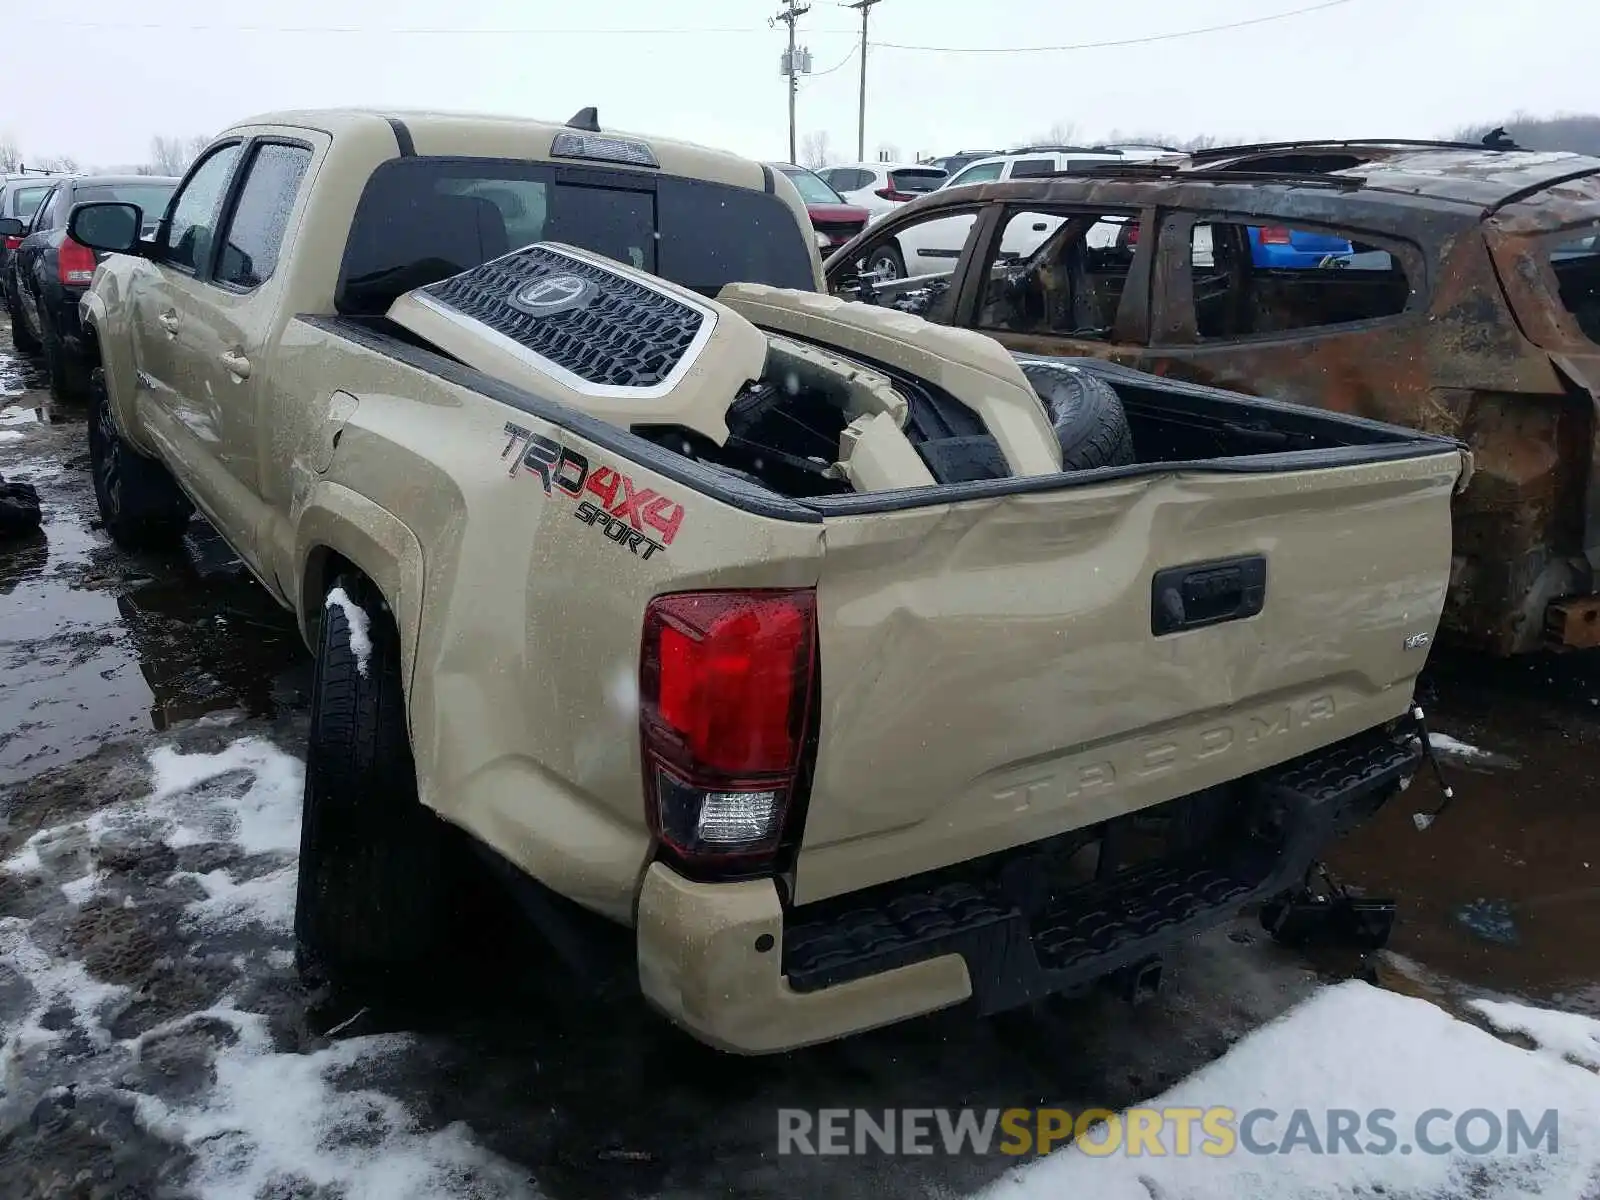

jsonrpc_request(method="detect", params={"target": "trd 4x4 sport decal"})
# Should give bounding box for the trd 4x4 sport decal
[501,422,684,560]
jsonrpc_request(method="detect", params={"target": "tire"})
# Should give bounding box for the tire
[41,308,88,402]
[1017,360,1137,471]
[88,366,194,550]
[5,294,41,355]
[295,574,452,990]
[866,242,905,282]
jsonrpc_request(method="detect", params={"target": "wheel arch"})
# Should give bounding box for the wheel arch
[295,481,425,700]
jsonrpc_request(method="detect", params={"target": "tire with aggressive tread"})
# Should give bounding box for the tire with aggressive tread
[295,575,451,989]
[1018,360,1137,471]
[88,367,193,550]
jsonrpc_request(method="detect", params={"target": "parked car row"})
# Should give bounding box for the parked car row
[10,105,1466,1056]
[0,172,178,396]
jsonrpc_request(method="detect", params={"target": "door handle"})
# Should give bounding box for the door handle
[1151,555,1267,636]
[157,310,179,336]
[220,349,251,380]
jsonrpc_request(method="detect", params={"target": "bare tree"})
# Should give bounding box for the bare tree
[799,130,834,168]
[34,154,79,173]
[148,135,191,176]
[0,136,19,173]
[1452,111,1600,156]
[1032,120,1080,147]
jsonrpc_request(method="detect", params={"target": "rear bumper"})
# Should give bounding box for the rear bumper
[636,723,1418,1053]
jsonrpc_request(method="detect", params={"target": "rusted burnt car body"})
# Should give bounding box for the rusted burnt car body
[823,140,1600,655]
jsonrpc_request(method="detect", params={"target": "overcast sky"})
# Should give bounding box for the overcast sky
[6,0,1596,169]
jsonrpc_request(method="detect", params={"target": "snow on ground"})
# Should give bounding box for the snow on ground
[0,729,533,1199]
[324,587,373,677]
[1473,997,1600,1070]
[1429,732,1515,766]
[980,981,1600,1200]
[0,429,25,443]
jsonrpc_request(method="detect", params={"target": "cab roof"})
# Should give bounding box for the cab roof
[224,107,771,193]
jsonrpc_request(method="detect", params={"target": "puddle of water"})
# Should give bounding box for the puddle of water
[1327,656,1600,1006]
[0,387,309,787]
[0,347,47,398]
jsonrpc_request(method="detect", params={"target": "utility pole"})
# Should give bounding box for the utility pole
[847,0,882,163]
[773,0,811,163]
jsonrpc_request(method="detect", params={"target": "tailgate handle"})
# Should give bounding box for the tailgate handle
[1151,555,1266,636]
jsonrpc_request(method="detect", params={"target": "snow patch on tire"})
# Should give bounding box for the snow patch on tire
[324,586,373,678]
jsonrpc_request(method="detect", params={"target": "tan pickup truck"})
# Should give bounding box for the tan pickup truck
[68,107,1470,1053]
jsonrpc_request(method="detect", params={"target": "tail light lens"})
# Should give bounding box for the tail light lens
[640,589,817,871]
[3,236,20,252]
[59,238,97,285]
[1258,226,1293,246]
[874,187,915,202]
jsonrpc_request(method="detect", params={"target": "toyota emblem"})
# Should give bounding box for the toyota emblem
[510,273,597,317]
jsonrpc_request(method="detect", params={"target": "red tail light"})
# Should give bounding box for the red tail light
[640,589,817,871]
[58,238,97,286]
[874,187,915,202]
[1258,226,1293,246]
[3,236,20,252]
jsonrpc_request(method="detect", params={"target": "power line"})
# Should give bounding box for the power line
[11,18,856,36]
[807,45,859,77]
[869,0,1355,53]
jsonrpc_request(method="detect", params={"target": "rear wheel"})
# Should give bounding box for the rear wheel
[88,366,193,549]
[40,308,88,402]
[866,243,905,282]
[295,574,453,991]
[5,292,40,354]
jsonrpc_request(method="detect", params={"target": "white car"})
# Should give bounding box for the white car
[816,162,948,221]
[845,146,1178,281]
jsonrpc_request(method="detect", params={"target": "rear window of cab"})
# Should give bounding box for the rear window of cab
[336,156,817,315]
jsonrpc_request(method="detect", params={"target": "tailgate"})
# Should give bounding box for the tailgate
[792,450,1463,904]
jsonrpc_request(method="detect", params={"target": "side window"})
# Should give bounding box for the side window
[33,187,63,231]
[14,186,50,221]
[948,161,1003,188]
[975,208,1139,340]
[163,143,243,274]
[1187,220,1412,339]
[830,205,983,322]
[216,143,313,289]
[1008,158,1056,178]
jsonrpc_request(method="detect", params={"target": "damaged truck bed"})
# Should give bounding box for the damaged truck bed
[73,108,1470,1052]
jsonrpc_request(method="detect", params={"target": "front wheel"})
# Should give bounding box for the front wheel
[88,367,194,550]
[295,574,453,990]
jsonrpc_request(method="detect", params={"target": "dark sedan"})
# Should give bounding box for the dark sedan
[1,173,72,346]
[3,175,177,398]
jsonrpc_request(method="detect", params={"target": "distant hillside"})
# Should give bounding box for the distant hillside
[1452,113,1600,156]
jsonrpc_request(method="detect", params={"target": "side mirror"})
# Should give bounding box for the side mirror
[0,217,23,238]
[68,202,143,254]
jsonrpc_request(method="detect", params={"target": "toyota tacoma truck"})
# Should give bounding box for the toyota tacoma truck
[69,107,1471,1053]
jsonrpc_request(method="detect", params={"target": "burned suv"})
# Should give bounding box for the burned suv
[825,139,1600,656]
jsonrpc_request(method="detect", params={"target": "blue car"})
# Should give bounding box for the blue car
[1248,224,1354,268]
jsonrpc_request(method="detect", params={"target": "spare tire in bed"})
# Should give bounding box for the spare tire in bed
[1018,360,1136,471]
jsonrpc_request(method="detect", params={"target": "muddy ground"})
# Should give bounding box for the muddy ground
[1,318,1597,1200]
